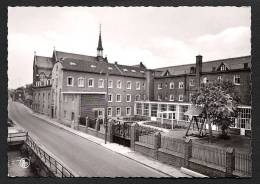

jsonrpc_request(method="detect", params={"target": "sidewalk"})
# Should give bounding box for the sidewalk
[31,112,189,178]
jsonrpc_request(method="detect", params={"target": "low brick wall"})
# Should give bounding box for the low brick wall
[158,148,185,168]
[134,142,156,159]
[189,158,226,177]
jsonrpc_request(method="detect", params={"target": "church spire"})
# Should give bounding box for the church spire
[97,24,103,57]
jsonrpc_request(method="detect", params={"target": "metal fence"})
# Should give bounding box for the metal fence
[161,136,185,155]
[234,151,252,176]
[7,132,75,177]
[25,135,75,177]
[192,142,226,168]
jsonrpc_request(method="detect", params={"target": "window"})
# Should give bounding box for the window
[126,107,131,116]
[136,82,140,90]
[67,77,73,86]
[136,103,142,115]
[143,104,149,116]
[126,94,131,102]
[179,94,184,102]
[116,107,121,116]
[170,82,174,89]
[158,94,162,101]
[220,64,227,71]
[64,95,68,103]
[179,81,184,89]
[135,94,140,101]
[116,94,121,102]
[108,94,113,102]
[143,94,146,100]
[169,94,174,101]
[107,107,112,116]
[189,79,194,86]
[78,77,84,87]
[168,105,176,120]
[64,110,67,118]
[88,78,94,87]
[202,77,208,84]
[117,80,121,89]
[217,75,222,81]
[126,81,131,89]
[234,75,240,85]
[189,93,193,102]
[158,83,163,89]
[108,80,113,88]
[98,79,104,88]
[151,104,158,117]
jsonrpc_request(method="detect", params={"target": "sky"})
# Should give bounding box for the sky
[8,7,250,89]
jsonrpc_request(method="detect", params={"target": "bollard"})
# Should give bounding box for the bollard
[85,117,89,133]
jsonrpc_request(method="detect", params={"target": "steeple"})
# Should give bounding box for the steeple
[97,24,103,57]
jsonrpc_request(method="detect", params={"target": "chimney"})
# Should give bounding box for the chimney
[195,55,202,89]
[145,70,155,101]
[115,61,118,65]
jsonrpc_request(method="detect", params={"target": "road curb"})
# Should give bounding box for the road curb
[30,112,188,177]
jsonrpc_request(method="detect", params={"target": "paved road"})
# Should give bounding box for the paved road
[8,101,168,177]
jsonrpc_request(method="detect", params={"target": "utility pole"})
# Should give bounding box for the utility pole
[104,70,109,144]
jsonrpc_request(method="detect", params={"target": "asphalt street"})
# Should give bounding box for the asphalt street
[8,101,168,177]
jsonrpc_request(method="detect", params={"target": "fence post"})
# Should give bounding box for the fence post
[107,119,114,143]
[85,117,89,133]
[184,138,192,168]
[154,132,161,160]
[225,147,235,177]
[130,123,139,150]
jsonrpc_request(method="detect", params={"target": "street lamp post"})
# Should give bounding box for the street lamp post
[104,70,109,144]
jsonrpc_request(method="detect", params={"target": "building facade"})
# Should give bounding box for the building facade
[32,30,251,129]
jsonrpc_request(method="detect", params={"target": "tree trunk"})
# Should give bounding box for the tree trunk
[207,117,213,143]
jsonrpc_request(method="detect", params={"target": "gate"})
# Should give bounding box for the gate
[112,120,132,147]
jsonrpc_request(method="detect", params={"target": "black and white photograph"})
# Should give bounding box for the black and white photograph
[7,7,251,177]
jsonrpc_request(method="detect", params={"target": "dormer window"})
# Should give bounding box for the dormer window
[123,68,128,72]
[90,65,96,68]
[140,70,145,73]
[218,63,229,71]
[69,62,76,66]
[212,67,216,71]
[108,67,113,70]
[131,69,136,73]
[190,67,196,74]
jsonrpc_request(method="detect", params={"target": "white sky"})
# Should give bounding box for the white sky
[8,7,250,89]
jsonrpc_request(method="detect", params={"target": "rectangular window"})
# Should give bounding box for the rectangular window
[116,94,121,102]
[169,94,174,101]
[88,78,94,87]
[126,94,131,102]
[108,94,113,102]
[126,81,131,89]
[170,82,174,89]
[126,107,131,116]
[158,83,163,89]
[136,82,141,90]
[143,82,146,89]
[234,75,240,85]
[143,103,149,116]
[117,80,121,89]
[78,78,84,87]
[116,107,121,116]
[160,104,167,119]
[168,105,176,120]
[151,104,158,117]
[179,81,184,89]
[64,110,67,118]
[158,94,162,101]
[217,75,222,81]
[108,80,113,88]
[67,77,73,86]
[136,103,142,115]
[189,79,194,86]
[179,94,184,102]
[107,107,112,116]
[135,94,140,101]
[98,79,104,88]
[189,93,193,102]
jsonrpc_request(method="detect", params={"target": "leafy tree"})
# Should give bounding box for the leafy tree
[191,80,240,141]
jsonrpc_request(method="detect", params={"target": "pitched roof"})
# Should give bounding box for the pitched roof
[60,58,146,78]
[34,56,53,69]
[155,55,251,76]
[55,51,98,62]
